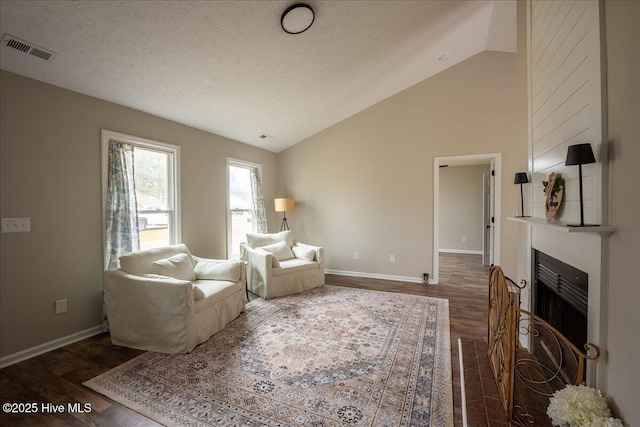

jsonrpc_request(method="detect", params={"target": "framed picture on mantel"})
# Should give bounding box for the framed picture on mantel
[543,172,564,221]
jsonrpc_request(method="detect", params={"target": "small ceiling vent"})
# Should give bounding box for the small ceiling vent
[2,34,55,61]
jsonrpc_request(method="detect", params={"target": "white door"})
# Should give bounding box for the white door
[482,173,491,265]
[482,163,495,266]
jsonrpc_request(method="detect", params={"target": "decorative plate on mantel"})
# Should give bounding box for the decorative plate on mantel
[543,172,564,220]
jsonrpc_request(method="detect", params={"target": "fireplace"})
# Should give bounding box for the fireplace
[523,225,605,388]
[533,250,588,350]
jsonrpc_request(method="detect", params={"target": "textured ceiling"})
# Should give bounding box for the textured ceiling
[0,1,515,153]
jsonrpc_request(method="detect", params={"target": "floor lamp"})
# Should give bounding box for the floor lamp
[514,172,530,217]
[275,198,295,231]
[565,143,597,227]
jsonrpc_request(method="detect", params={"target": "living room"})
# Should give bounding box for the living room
[1,1,638,426]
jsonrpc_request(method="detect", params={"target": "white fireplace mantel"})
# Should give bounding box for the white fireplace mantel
[507,217,616,236]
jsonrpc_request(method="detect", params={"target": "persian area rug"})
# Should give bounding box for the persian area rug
[84,285,453,426]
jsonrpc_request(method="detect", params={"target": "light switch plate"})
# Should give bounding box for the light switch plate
[1,218,30,233]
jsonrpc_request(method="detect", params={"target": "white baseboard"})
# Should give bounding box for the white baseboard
[0,325,104,369]
[438,249,483,255]
[325,269,437,285]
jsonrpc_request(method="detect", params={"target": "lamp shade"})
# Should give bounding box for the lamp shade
[281,4,314,34]
[274,198,295,212]
[514,172,529,184]
[565,143,596,166]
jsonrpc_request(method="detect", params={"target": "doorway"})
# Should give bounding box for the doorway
[432,153,501,284]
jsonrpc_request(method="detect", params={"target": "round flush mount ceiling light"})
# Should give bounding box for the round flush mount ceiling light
[281,3,315,34]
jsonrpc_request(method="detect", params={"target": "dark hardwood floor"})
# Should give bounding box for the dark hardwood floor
[0,253,503,426]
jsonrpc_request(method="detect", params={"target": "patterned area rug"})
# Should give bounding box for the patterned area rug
[84,285,453,426]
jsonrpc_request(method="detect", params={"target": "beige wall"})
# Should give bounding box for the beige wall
[277,51,520,280]
[0,70,278,358]
[603,1,640,424]
[438,165,490,253]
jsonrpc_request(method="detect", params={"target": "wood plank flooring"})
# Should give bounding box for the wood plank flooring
[0,253,498,426]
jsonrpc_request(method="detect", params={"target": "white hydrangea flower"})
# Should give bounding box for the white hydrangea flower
[547,385,612,427]
[590,416,626,427]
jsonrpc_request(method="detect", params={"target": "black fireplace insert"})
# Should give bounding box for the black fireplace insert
[533,250,588,350]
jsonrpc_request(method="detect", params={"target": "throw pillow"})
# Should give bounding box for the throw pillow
[151,253,196,281]
[256,247,281,268]
[143,273,205,300]
[246,230,294,249]
[194,261,243,282]
[292,245,316,262]
[261,240,295,262]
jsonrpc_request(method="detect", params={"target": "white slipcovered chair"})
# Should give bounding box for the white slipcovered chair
[104,244,246,354]
[240,230,324,299]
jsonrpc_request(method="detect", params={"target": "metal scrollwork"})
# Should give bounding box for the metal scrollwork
[513,405,535,426]
[486,266,600,427]
[487,266,521,420]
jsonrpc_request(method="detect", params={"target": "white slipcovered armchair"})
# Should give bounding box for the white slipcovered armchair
[104,244,246,354]
[240,230,324,299]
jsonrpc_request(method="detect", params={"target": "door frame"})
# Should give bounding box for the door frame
[432,153,502,284]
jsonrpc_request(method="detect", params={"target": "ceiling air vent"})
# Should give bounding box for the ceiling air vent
[2,34,55,61]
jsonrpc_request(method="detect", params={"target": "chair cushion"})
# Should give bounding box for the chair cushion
[261,241,295,261]
[292,245,316,261]
[246,230,294,249]
[193,280,243,313]
[195,261,243,282]
[272,259,319,276]
[151,253,196,281]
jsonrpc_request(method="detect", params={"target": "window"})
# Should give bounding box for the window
[102,130,180,266]
[133,147,178,249]
[227,158,267,258]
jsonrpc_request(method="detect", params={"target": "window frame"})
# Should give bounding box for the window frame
[101,130,181,263]
[226,157,263,258]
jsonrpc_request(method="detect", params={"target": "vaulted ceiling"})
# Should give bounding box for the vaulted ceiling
[0,1,515,152]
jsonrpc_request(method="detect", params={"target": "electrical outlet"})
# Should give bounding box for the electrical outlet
[354,252,359,260]
[1,218,30,233]
[55,299,67,314]
[423,273,429,283]
[389,255,395,263]
[462,236,466,243]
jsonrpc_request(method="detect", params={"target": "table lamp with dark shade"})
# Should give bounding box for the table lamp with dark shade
[565,143,597,227]
[514,172,530,217]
